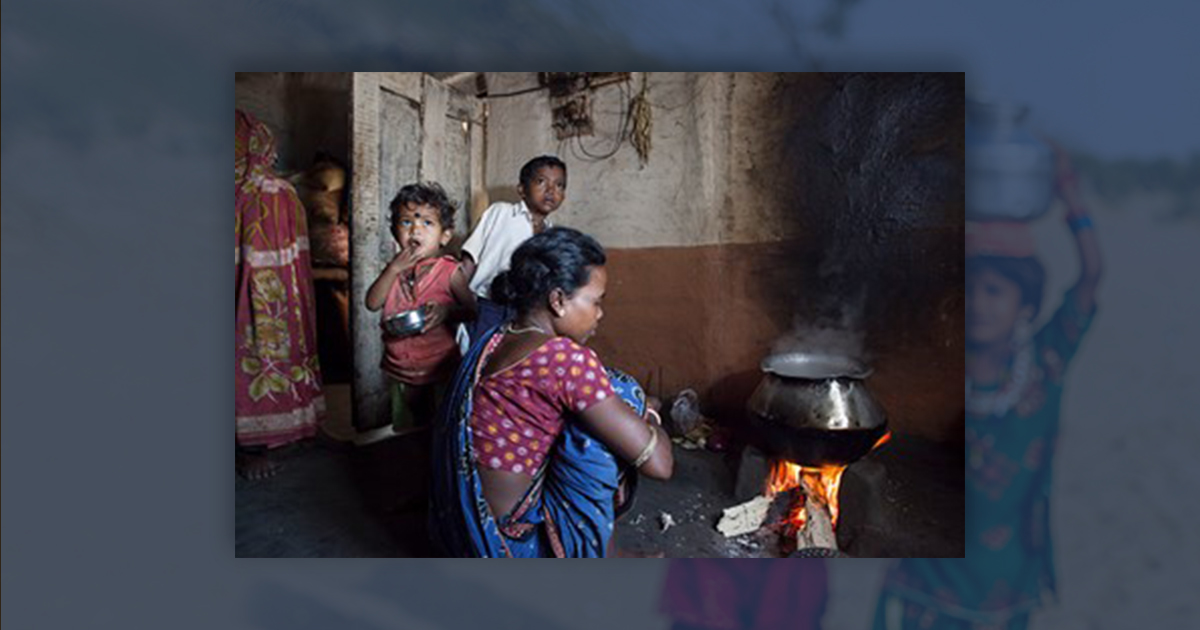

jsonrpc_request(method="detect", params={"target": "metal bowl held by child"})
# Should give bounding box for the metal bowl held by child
[383,307,426,338]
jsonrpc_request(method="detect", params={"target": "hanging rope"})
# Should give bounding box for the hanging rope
[630,73,652,169]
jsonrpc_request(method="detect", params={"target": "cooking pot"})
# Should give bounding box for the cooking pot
[745,353,887,467]
[965,98,1055,222]
[762,352,872,380]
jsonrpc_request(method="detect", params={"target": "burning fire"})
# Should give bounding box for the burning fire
[765,431,892,533]
[766,461,848,530]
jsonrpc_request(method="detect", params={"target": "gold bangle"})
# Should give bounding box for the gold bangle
[645,408,662,426]
[632,425,659,469]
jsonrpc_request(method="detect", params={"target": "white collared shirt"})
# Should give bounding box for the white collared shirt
[460,200,553,299]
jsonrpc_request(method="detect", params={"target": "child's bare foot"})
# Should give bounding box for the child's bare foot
[237,451,281,481]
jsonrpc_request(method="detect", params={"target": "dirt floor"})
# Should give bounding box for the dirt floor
[236,415,961,559]
[235,384,435,558]
[234,436,434,558]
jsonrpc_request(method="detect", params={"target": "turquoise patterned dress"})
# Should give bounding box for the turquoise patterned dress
[873,288,1096,629]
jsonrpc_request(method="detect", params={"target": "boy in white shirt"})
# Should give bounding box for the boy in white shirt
[459,155,568,346]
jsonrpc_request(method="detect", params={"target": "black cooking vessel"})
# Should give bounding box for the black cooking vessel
[744,416,887,467]
[745,355,888,467]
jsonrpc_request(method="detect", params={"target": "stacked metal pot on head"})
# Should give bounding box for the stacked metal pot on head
[965,98,1056,222]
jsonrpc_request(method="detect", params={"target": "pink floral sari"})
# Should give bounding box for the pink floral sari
[235,110,324,447]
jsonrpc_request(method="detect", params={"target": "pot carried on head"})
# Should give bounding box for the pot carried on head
[965,98,1055,222]
[745,352,887,467]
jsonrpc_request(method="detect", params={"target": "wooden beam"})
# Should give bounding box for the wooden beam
[796,477,838,549]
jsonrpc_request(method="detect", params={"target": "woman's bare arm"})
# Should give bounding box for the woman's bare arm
[449,265,478,320]
[578,397,674,480]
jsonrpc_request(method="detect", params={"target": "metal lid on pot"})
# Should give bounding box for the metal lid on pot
[761,352,872,380]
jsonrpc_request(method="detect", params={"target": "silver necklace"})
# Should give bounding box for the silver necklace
[504,321,549,335]
[966,342,1034,418]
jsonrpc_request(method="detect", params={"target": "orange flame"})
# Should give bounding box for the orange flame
[766,461,847,529]
[765,430,892,532]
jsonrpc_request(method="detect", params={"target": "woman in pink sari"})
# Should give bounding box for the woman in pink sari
[235,110,325,479]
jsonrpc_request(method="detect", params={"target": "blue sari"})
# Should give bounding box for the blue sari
[430,325,646,557]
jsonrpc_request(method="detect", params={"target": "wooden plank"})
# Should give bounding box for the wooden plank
[469,108,488,227]
[370,87,423,423]
[447,85,484,123]
[378,72,422,101]
[350,72,382,431]
[441,115,472,237]
[716,495,772,537]
[424,73,486,232]
[797,477,838,549]
[420,76,449,186]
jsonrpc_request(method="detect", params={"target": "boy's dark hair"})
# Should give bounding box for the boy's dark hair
[518,155,568,192]
[967,255,1046,317]
[389,182,457,232]
[490,227,606,315]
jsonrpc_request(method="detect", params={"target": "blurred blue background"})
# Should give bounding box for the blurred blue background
[3,1,1197,629]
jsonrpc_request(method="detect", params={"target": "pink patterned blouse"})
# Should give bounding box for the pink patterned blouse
[470,336,616,475]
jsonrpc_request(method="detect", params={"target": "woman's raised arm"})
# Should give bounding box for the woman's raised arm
[1052,142,1103,313]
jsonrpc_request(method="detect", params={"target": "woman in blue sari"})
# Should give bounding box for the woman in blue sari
[872,148,1102,628]
[431,227,674,557]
